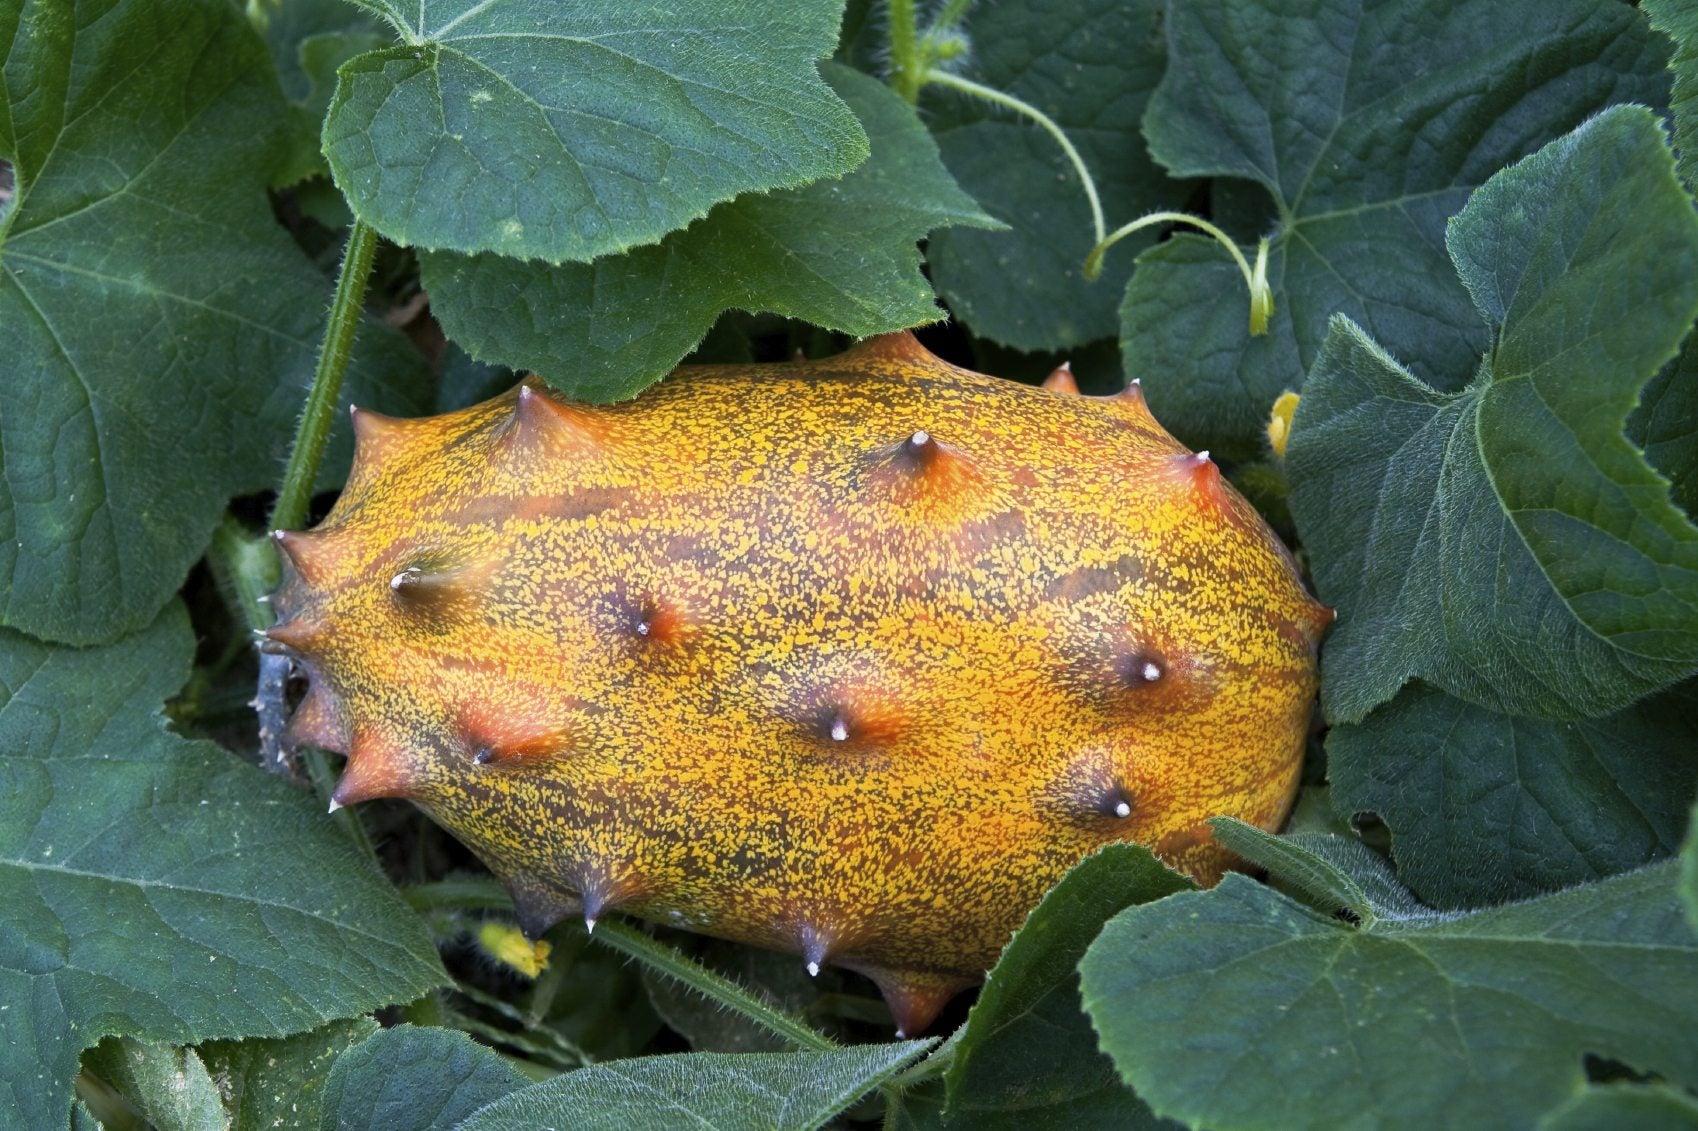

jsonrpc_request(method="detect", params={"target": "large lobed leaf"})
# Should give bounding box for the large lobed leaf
[424,64,996,401]
[937,845,1190,1128]
[458,1042,935,1131]
[0,0,430,646]
[920,0,1189,351]
[1331,680,1698,910]
[324,0,868,263]
[1125,0,1668,460]
[1287,105,1698,722]
[319,1025,529,1130]
[0,606,446,1130]
[1080,849,1698,1131]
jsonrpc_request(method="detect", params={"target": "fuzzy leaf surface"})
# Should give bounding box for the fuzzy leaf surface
[1287,107,1698,722]
[1644,0,1698,193]
[1079,863,1698,1131]
[318,1025,528,1131]
[260,0,390,185]
[0,607,446,1130]
[1331,681,1698,910]
[0,0,430,645]
[1683,800,1698,935]
[1125,0,1668,460]
[1541,1084,1698,1131]
[201,1018,379,1131]
[920,0,1188,350]
[80,1038,228,1131]
[941,845,1188,1126]
[459,1043,933,1131]
[1631,338,1698,522]
[1205,819,1422,925]
[425,65,995,400]
[324,0,867,262]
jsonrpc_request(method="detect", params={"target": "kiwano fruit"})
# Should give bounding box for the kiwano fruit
[268,332,1327,1036]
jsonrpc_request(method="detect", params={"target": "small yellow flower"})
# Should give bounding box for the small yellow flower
[476,921,551,978]
[1266,391,1300,458]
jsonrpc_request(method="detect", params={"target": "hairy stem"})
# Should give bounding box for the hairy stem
[922,69,1105,246]
[886,0,923,103]
[270,218,379,534]
[207,515,278,629]
[1084,211,1274,335]
[930,0,976,35]
[590,918,840,1052]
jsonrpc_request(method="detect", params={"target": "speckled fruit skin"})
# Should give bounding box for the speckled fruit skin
[269,332,1327,1036]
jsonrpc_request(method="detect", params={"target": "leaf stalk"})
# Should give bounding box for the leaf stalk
[269,218,379,534]
[590,917,840,1053]
[1085,212,1274,335]
[921,69,1105,247]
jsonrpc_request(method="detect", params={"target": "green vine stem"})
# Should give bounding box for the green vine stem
[269,218,379,534]
[887,0,924,102]
[884,5,1105,254]
[585,918,840,1053]
[921,70,1106,248]
[1085,211,1275,335]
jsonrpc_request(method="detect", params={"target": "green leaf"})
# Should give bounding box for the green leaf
[423,64,996,400]
[942,845,1188,1128]
[0,0,430,645]
[1683,798,1698,935]
[1079,863,1698,1131]
[323,0,868,263]
[1645,0,1698,194]
[259,0,391,186]
[1541,1083,1698,1131]
[920,0,1189,350]
[458,1043,934,1130]
[80,1038,228,1131]
[318,1025,529,1131]
[0,606,446,1130]
[1205,819,1422,925]
[1632,337,1698,523]
[641,940,829,1054]
[200,1017,379,1131]
[1126,0,1669,460]
[1287,106,1698,722]
[1331,681,1698,910]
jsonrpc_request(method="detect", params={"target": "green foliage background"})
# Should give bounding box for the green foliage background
[2,0,1695,1127]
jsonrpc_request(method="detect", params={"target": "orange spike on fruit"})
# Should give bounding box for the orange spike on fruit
[271,529,329,586]
[262,617,326,654]
[331,728,424,808]
[869,972,971,1039]
[272,332,1323,1030]
[503,381,604,456]
[1041,361,1079,395]
[349,404,410,457]
[283,683,348,753]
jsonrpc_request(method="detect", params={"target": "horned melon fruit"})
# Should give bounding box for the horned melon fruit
[267,332,1327,1036]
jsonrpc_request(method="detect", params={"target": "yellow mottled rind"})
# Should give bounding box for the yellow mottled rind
[271,333,1326,1035]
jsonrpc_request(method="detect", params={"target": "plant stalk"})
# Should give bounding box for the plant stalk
[1084,211,1274,334]
[590,918,840,1052]
[887,0,923,103]
[922,69,1105,247]
[269,218,379,534]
